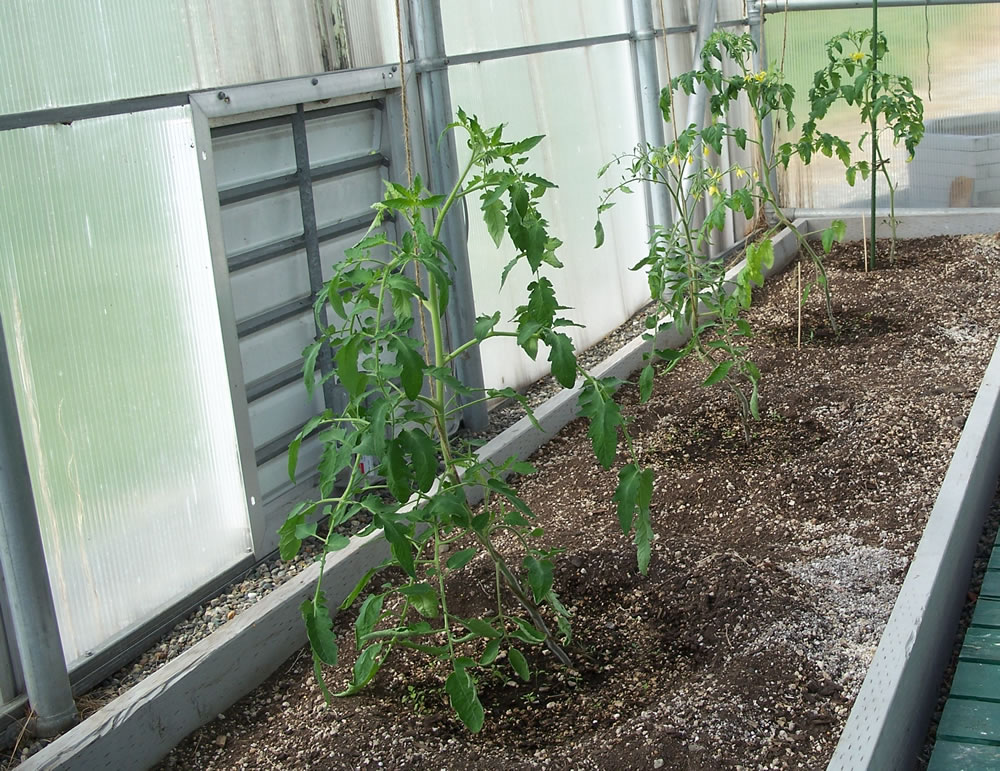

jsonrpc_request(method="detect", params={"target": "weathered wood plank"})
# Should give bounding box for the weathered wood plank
[962,628,1000,664]
[979,570,1000,599]
[937,698,1000,743]
[928,738,1000,770]
[950,662,1000,701]
[972,599,1000,629]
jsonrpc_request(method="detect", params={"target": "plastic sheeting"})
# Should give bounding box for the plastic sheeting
[0,0,330,115]
[765,4,1000,209]
[0,108,252,665]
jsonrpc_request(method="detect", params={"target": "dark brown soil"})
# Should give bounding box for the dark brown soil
[159,234,1000,771]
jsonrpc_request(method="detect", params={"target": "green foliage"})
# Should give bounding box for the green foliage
[802,28,924,264]
[597,30,847,443]
[280,111,655,733]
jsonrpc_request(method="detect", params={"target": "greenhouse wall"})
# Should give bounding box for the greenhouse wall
[764,3,1000,210]
[0,108,253,668]
[0,0,753,714]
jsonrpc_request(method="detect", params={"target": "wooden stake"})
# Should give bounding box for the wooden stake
[861,213,869,273]
[797,261,802,350]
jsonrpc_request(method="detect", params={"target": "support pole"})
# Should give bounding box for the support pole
[748,0,780,202]
[629,0,673,232]
[763,0,999,10]
[0,313,77,737]
[869,0,879,270]
[679,0,719,206]
[408,0,488,431]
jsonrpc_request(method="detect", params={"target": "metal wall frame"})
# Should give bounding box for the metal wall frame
[191,64,427,558]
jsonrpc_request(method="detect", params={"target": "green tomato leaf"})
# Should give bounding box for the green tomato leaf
[337,642,383,696]
[391,337,426,400]
[302,593,339,667]
[522,556,554,604]
[577,378,623,469]
[399,583,439,619]
[483,199,506,248]
[702,360,734,388]
[594,219,605,248]
[639,363,655,403]
[480,638,502,666]
[336,337,368,398]
[447,547,479,571]
[462,617,503,639]
[544,330,577,389]
[508,647,531,682]
[446,665,485,733]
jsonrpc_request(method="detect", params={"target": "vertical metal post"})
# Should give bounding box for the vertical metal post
[0,314,77,737]
[629,0,673,231]
[408,0,489,432]
[679,0,718,205]
[292,105,339,414]
[748,0,780,204]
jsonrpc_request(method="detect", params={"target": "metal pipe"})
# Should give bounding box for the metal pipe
[763,0,1000,11]
[629,0,673,231]
[679,0,719,206]
[0,313,77,737]
[408,0,488,431]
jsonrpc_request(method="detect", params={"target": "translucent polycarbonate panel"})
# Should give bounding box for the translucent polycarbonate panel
[441,0,629,57]
[230,251,312,324]
[449,43,649,392]
[341,0,401,69]
[0,0,197,114]
[765,4,1000,209]
[313,168,387,229]
[0,108,252,665]
[0,0,328,115]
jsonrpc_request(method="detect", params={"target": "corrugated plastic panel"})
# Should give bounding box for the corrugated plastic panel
[0,0,329,116]
[441,0,629,57]
[449,42,650,392]
[0,0,198,114]
[765,4,1000,209]
[0,108,252,665]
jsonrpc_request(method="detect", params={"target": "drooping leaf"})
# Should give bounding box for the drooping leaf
[522,556,554,603]
[355,593,385,644]
[278,501,316,560]
[391,337,426,400]
[337,642,383,696]
[302,340,322,398]
[399,429,438,493]
[302,593,339,666]
[508,647,531,682]
[577,378,623,469]
[335,337,368,398]
[544,331,577,388]
[480,638,501,665]
[446,665,485,733]
[702,360,735,387]
[483,199,506,247]
[594,219,606,248]
[638,363,655,403]
[612,463,642,534]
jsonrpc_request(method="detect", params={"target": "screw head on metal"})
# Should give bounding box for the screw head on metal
[311,78,319,85]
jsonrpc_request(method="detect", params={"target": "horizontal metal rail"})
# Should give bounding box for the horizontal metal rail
[245,360,306,404]
[763,0,1000,11]
[235,296,313,338]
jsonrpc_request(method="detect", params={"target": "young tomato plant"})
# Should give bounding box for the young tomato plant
[596,30,844,442]
[280,111,653,733]
[802,29,924,266]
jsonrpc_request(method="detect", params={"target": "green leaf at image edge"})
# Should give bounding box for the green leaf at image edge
[446,665,485,733]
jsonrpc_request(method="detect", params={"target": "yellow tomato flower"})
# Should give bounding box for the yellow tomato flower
[703,145,711,157]
[851,51,865,63]
[669,154,680,166]
[709,184,720,197]
[755,71,767,83]
[734,166,747,179]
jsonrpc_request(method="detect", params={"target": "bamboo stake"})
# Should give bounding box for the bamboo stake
[797,261,802,350]
[862,213,869,273]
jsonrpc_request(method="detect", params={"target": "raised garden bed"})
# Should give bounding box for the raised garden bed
[19,219,1000,770]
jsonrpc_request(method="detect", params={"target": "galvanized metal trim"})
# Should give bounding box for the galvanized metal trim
[0,93,190,132]
[310,153,389,183]
[189,100,267,557]
[316,211,381,244]
[190,65,401,120]
[763,0,1000,10]
[218,173,301,206]
[228,234,307,273]
[435,20,749,69]
[235,296,313,339]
